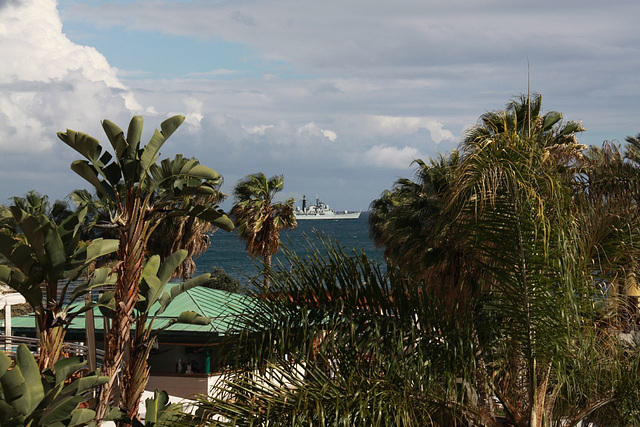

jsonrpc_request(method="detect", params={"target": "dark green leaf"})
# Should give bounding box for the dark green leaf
[144,389,169,425]
[52,357,85,386]
[1,366,29,415]
[69,408,96,426]
[102,119,128,160]
[0,352,11,378]
[15,344,44,412]
[70,160,116,202]
[40,395,85,424]
[156,274,210,315]
[156,250,188,285]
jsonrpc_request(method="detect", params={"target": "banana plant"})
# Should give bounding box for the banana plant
[98,250,212,423]
[0,344,111,426]
[0,206,118,371]
[134,390,183,427]
[58,115,233,421]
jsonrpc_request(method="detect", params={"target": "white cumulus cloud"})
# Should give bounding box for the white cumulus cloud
[371,116,455,143]
[0,0,142,152]
[296,122,338,142]
[364,145,422,169]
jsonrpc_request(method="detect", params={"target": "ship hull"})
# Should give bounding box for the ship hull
[295,212,361,220]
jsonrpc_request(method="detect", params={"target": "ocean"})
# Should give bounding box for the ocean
[194,212,384,283]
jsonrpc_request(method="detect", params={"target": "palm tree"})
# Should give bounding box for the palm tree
[369,153,480,308]
[185,97,640,426]
[370,95,586,310]
[184,241,640,426]
[147,191,227,280]
[231,173,297,288]
[58,115,234,422]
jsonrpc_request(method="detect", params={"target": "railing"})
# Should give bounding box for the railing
[0,335,104,365]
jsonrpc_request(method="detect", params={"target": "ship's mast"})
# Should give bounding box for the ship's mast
[302,195,307,212]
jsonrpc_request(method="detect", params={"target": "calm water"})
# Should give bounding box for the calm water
[195,212,384,283]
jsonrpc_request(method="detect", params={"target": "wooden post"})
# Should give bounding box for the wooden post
[85,293,97,371]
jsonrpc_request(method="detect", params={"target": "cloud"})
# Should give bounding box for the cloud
[243,124,274,135]
[0,0,141,153]
[181,97,204,129]
[322,129,337,142]
[364,145,422,169]
[296,122,338,142]
[64,0,640,139]
[4,0,640,211]
[66,1,640,75]
[370,116,455,143]
[0,0,20,10]
[186,69,244,78]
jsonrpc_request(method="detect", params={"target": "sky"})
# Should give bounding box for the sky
[1,0,639,211]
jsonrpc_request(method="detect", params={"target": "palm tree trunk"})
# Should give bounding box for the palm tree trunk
[264,254,272,291]
[96,197,147,422]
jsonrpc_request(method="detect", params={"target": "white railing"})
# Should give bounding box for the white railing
[0,334,104,365]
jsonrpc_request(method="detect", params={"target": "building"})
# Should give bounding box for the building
[5,286,253,398]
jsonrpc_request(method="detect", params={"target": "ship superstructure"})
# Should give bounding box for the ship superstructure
[294,195,361,220]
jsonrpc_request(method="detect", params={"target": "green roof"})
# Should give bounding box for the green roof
[9,286,254,338]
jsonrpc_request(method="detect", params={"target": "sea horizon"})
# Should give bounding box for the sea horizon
[195,212,384,283]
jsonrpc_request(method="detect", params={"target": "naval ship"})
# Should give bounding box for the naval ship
[294,195,361,220]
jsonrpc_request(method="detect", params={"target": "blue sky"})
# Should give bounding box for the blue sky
[1,0,639,210]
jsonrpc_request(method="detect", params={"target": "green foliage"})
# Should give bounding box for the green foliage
[184,243,473,426]
[57,119,233,232]
[97,250,213,422]
[58,114,234,420]
[231,173,296,260]
[0,344,110,426]
[204,267,243,294]
[231,173,296,291]
[133,390,183,427]
[10,191,72,225]
[0,203,118,369]
[187,241,640,426]
[189,96,640,426]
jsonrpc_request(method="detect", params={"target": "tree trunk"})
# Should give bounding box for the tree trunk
[120,319,152,424]
[264,254,272,291]
[95,200,147,423]
[38,324,65,372]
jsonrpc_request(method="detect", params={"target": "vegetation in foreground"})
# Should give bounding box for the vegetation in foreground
[183,95,640,426]
[0,94,639,426]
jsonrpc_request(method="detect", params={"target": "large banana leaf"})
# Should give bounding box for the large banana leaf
[0,345,112,425]
[142,389,182,427]
[15,345,44,414]
[70,160,116,201]
[140,116,185,176]
[156,250,188,285]
[155,273,211,316]
[0,233,37,276]
[175,310,210,325]
[102,119,128,161]
[67,267,117,305]
[0,365,29,415]
[0,266,42,307]
[166,204,234,231]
